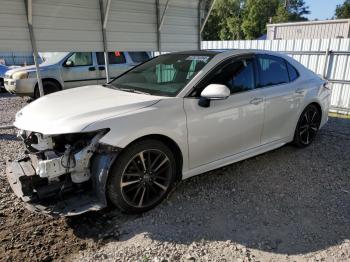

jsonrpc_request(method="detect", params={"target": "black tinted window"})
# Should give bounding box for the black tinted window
[286,62,299,81]
[207,58,255,94]
[129,52,150,63]
[257,55,289,87]
[97,52,126,65]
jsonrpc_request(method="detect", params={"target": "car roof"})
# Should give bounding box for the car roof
[169,49,291,60]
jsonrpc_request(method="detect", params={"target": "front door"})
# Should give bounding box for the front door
[184,56,264,169]
[61,52,98,89]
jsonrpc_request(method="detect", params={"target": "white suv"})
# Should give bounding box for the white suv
[4,51,150,98]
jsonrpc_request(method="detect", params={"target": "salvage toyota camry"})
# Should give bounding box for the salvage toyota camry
[7,50,331,216]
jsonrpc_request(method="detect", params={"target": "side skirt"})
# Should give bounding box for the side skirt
[182,137,292,180]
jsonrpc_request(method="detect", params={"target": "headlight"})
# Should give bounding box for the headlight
[12,71,28,80]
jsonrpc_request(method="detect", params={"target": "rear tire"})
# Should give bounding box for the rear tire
[34,80,60,99]
[293,104,321,147]
[107,139,177,214]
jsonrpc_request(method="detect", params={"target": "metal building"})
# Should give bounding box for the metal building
[0,52,40,66]
[0,0,216,96]
[0,0,211,52]
[267,19,350,40]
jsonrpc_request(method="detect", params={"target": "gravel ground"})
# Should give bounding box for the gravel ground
[0,92,349,262]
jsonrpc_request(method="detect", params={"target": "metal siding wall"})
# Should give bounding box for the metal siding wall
[34,0,103,51]
[160,0,199,51]
[267,21,350,40]
[202,39,350,113]
[0,52,36,66]
[106,0,157,51]
[0,0,201,52]
[0,0,31,51]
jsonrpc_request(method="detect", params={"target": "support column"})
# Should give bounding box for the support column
[198,0,202,50]
[24,0,44,97]
[99,0,111,82]
[200,0,217,36]
[155,0,161,54]
[323,48,331,79]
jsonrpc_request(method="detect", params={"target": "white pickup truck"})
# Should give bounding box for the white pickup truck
[4,51,151,98]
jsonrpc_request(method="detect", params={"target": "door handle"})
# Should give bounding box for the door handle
[295,88,305,94]
[98,66,105,71]
[88,67,96,71]
[250,97,263,105]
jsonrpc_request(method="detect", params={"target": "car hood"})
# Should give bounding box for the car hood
[5,64,51,77]
[14,85,162,135]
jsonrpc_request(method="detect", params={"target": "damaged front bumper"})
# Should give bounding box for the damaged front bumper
[7,158,103,216]
[6,131,119,217]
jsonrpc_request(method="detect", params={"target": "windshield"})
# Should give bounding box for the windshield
[110,53,216,97]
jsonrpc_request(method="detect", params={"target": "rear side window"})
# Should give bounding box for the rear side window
[128,52,150,63]
[257,55,289,87]
[286,62,299,81]
[97,52,126,65]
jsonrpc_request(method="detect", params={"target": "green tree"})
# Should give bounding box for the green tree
[202,0,244,40]
[335,0,350,19]
[241,0,280,39]
[272,4,290,23]
[203,0,310,40]
[286,0,310,21]
[272,0,309,23]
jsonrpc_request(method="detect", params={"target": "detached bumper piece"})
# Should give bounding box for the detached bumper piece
[6,157,105,217]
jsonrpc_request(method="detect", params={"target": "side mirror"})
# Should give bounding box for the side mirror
[198,84,230,107]
[64,60,74,67]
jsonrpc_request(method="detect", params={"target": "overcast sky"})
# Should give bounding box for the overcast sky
[305,0,344,20]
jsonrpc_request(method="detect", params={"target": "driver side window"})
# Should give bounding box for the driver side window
[66,52,92,67]
[192,57,256,97]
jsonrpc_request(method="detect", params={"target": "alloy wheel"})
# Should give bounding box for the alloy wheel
[120,149,172,208]
[299,107,320,145]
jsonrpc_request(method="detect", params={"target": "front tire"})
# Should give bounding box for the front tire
[293,104,321,147]
[107,139,177,214]
[34,80,60,99]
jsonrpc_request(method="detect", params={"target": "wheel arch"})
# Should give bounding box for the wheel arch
[33,78,63,98]
[299,101,323,128]
[308,101,322,119]
[34,78,63,93]
[297,101,323,128]
[119,134,184,181]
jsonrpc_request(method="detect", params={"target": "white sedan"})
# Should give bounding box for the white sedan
[7,50,331,215]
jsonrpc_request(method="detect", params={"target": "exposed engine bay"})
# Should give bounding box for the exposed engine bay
[6,129,119,216]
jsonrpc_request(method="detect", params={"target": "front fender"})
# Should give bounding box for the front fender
[83,98,189,173]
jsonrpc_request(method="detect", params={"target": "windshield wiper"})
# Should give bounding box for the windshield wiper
[118,88,151,95]
[103,83,150,95]
[103,83,118,88]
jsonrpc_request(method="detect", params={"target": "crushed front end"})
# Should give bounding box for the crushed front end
[6,129,119,216]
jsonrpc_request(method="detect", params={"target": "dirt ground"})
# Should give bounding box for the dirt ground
[0,93,349,261]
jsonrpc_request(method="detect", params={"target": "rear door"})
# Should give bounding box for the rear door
[61,52,98,89]
[96,52,131,84]
[257,54,300,144]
